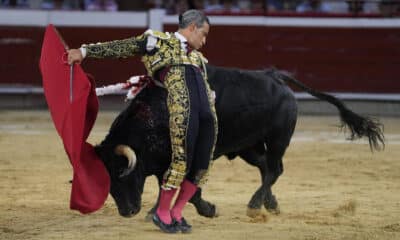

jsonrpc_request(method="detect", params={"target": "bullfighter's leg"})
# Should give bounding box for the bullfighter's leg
[152,67,191,233]
[168,66,217,233]
[147,177,218,220]
[181,66,218,219]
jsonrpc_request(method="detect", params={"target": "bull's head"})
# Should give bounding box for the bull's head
[95,144,145,217]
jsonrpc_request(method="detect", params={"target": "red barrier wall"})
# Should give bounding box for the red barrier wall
[1,23,399,93]
[166,24,400,93]
[0,26,44,85]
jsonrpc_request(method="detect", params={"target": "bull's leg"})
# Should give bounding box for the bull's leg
[236,145,270,217]
[189,187,218,218]
[261,144,285,214]
[245,145,284,217]
[238,139,287,217]
[145,191,160,221]
[145,176,162,221]
[247,151,283,217]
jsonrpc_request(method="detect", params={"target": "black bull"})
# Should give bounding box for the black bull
[95,64,384,218]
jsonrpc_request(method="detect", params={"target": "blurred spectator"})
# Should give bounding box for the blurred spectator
[148,0,163,8]
[266,0,301,11]
[175,0,189,13]
[84,0,117,11]
[38,0,83,10]
[221,0,240,12]
[297,0,348,13]
[27,0,82,10]
[204,0,223,12]
[346,0,380,14]
[363,1,380,13]
[163,0,175,14]
[251,0,265,12]
[237,0,251,11]
[40,0,56,9]
[380,0,400,17]
[346,0,364,14]
[266,0,284,11]
[296,0,333,12]
[164,0,189,14]
[204,0,266,13]
[115,0,152,11]
[62,0,82,10]
[1,0,28,8]
[0,0,396,16]
[188,0,205,9]
[322,0,348,13]
[28,0,42,8]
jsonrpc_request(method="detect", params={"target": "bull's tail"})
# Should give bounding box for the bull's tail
[267,69,385,151]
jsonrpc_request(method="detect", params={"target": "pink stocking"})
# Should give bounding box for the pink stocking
[171,180,198,222]
[156,188,177,224]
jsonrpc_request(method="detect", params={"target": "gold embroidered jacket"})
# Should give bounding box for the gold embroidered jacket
[83,30,217,188]
[82,29,209,78]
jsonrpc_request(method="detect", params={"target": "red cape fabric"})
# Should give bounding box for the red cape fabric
[39,25,110,214]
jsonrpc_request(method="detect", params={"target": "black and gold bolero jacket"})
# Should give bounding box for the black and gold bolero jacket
[82,29,208,78]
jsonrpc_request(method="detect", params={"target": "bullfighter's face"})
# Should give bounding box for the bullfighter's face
[187,21,209,50]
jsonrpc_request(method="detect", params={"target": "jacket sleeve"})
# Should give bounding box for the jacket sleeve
[82,34,147,59]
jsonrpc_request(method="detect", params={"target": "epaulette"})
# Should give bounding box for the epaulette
[144,29,171,40]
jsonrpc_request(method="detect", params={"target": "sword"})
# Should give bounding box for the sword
[70,64,74,102]
[53,26,74,103]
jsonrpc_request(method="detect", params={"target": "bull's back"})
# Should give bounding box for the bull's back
[207,65,297,156]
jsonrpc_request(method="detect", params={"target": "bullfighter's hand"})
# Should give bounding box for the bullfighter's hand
[67,49,83,65]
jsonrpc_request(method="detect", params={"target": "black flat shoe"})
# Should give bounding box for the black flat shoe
[175,217,192,233]
[152,213,179,233]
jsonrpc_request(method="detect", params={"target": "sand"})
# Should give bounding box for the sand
[1,110,399,240]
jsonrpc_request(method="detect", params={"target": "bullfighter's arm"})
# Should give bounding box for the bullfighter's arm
[80,34,148,59]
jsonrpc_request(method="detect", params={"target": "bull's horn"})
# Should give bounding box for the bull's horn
[114,145,137,170]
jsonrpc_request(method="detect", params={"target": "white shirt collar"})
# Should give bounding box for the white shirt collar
[174,32,189,52]
[174,32,187,43]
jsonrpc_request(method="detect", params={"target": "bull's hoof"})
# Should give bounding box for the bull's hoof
[214,207,219,217]
[266,205,280,215]
[246,207,262,218]
[195,202,218,218]
[198,205,218,218]
[264,194,280,214]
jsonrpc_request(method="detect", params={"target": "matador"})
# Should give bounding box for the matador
[67,9,217,234]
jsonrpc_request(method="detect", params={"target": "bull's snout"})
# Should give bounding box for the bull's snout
[118,205,141,218]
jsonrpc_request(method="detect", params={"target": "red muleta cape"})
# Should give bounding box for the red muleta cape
[39,24,110,214]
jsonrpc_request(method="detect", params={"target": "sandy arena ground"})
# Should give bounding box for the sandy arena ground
[0,110,399,240]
